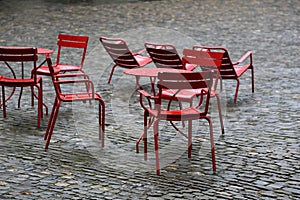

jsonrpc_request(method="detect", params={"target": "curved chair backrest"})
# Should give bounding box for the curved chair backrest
[183,48,224,91]
[100,36,140,68]
[145,42,184,69]
[193,46,236,79]
[157,71,213,115]
[0,47,38,83]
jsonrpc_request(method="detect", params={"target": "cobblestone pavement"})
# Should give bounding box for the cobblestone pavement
[0,0,299,199]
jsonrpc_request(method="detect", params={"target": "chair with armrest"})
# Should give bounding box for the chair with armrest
[99,36,152,84]
[193,45,254,103]
[44,57,105,150]
[137,71,216,175]
[182,48,225,134]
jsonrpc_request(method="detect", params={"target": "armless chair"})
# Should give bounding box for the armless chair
[0,47,44,128]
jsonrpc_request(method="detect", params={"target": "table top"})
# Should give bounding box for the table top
[124,67,191,77]
[0,46,53,55]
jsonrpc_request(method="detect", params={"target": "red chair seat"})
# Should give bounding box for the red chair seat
[134,55,152,66]
[56,64,82,72]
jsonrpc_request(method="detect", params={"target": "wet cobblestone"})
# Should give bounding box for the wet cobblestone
[0,0,300,199]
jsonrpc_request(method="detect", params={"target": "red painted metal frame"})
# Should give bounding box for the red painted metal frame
[33,33,89,76]
[193,45,254,103]
[100,36,152,84]
[182,48,225,135]
[0,47,44,128]
[138,71,216,175]
[44,58,105,150]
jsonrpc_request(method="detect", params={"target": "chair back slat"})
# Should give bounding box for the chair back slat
[145,42,184,69]
[193,46,237,78]
[56,34,89,68]
[158,71,213,90]
[0,47,38,82]
[183,49,223,68]
[157,71,213,115]
[100,37,139,67]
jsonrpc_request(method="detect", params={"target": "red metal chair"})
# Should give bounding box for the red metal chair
[193,46,254,103]
[138,71,216,175]
[182,48,225,134]
[99,36,152,84]
[144,42,196,71]
[0,47,43,128]
[33,33,89,76]
[44,57,105,150]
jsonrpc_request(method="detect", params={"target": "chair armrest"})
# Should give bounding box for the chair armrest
[138,89,159,110]
[138,89,152,98]
[234,51,252,65]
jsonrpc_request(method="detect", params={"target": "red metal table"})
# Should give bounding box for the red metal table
[124,67,191,94]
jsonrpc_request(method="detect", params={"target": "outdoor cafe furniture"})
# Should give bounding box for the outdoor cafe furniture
[44,57,105,150]
[193,45,254,103]
[144,42,197,71]
[31,33,89,114]
[137,71,216,175]
[143,42,198,105]
[32,33,89,76]
[0,47,44,128]
[180,48,225,134]
[123,67,192,95]
[99,36,152,85]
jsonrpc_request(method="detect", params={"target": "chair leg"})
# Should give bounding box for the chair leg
[135,75,140,88]
[143,110,148,161]
[2,86,6,118]
[31,86,35,107]
[251,67,254,93]
[206,116,216,172]
[98,99,105,147]
[37,85,42,128]
[18,87,23,109]
[188,120,193,158]
[44,98,60,150]
[216,94,225,135]
[153,119,160,175]
[107,64,117,84]
[234,79,240,103]
[44,98,58,140]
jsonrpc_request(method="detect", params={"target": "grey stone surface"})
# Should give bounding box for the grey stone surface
[0,0,299,199]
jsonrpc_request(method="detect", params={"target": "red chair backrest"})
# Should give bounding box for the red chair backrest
[56,34,89,68]
[157,71,213,115]
[193,46,237,79]
[100,36,140,68]
[145,42,184,69]
[183,48,224,91]
[0,47,38,83]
